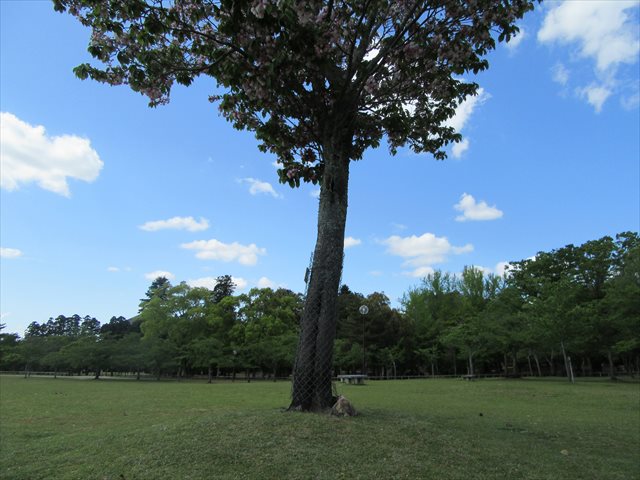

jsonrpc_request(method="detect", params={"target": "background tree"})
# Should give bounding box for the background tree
[402,271,462,375]
[139,276,172,312]
[0,324,23,371]
[55,0,536,411]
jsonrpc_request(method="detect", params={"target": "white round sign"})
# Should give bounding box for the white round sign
[359,305,369,315]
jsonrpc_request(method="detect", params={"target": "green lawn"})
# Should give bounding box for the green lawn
[1,376,638,479]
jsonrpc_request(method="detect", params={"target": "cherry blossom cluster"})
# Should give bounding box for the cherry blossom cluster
[54,0,535,183]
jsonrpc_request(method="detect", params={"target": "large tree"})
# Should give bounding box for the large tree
[55,0,535,411]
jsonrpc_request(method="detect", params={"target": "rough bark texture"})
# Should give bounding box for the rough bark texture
[289,133,351,412]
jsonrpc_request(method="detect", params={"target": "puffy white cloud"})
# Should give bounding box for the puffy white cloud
[188,276,248,291]
[406,266,436,278]
[187,276,218,289]
[451,138,470,159]
[107,266,120,272]
[505,26,527,52]
[257,276,275,288]
[578,84,612,113]
[241,178,282,198]
[538,1,639,72]
[494,261,512,277]
[621,91,640,110]
[552,63,570,86]
[144,270,175,281]
[0,112,103,197]
[383,232,473,277]
[454,193,504,222]
[0,247,22,259]
[538,1,639,112]
[472,261,513,278]
[181,239,266,266]
[364,47,380,62]
[139,216,210,232]
[444,88,491,133]
[443,88,490,158]
[233,277,249,290]
[344,236,362,249]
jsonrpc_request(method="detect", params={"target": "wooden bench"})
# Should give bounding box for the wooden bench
[462,374,477,381]
[337,374,367,385]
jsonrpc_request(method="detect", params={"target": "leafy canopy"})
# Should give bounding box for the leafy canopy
[54,0,534,186]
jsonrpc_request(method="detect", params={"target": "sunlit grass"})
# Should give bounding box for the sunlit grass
[1,376,638,479]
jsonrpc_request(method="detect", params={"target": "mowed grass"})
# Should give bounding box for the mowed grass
[1,376,638,480]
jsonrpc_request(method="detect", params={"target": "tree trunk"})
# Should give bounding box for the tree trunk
[534,353,542,377]
[289,137,351,412]
[547,350,555,376]
[607,350,616,380]
[208,365,213,384]
[560,341,573,383]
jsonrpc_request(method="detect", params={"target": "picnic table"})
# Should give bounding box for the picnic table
[337,374,368,385]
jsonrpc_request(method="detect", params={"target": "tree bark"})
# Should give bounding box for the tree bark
[533,353,542,377]
[607,350,616,380]
[289,136,351,412]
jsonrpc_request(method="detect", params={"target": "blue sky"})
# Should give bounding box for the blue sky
[1,1,639,336]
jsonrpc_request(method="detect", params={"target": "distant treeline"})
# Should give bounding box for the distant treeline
[1,232,637,380]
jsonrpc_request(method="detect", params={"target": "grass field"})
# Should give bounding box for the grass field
[1,376,638,480]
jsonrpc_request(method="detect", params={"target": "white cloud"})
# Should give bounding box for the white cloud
[187,276,247,291]
[364,47,380,62]
[454,193,504,222]
[369,270,383,277]
[495,261,512,277]
[310,189,320,199]
[233,277,249,290]
[445,88,491,133]
[0,247,23,259]
[187,276,218,289]
[621,90,640,110]
[443,88,490,158]
[473,261,513,278]
[139,216,209,232]
[406,266,436,278]
[383,232,473,277]
[538,1,639,112]
[241,178,282,198]
[107,266,120,272]
[257,276,276,288]
[538,1,639,73]
[181,239,266,266]
[451,138,470,158]
[578,84,612,113]
[552,63,570,86]
[505,26,526,52]
[144,270,175,281]
[344,237,362,249]
[0,112,103,197]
